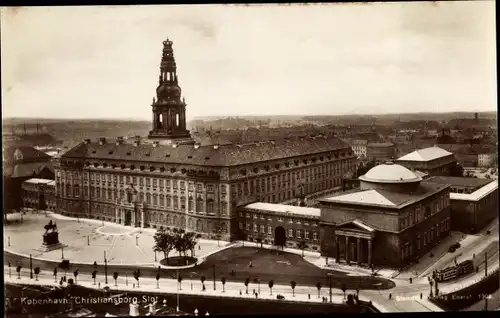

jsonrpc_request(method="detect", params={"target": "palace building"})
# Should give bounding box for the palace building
[55,39,357,241]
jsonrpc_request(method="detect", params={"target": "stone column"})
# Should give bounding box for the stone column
[335,235,340,263]
[121,210,125,225]
[132,209,136,227]
[357,237,362,264]
[345,236,350,264]
[368,239,372,267]
[115,206,119,224]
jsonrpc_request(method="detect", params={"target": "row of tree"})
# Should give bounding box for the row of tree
[153,227,202,265]
[12,262,355,300]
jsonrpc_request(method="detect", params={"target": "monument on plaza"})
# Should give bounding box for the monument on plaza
[35,220,65,252]
[43,220,60,245]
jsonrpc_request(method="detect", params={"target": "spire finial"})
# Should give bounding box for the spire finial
[153,97,156,104]
[182,97,186,104]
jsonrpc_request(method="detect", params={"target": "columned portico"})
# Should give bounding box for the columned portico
[334,219,376,267]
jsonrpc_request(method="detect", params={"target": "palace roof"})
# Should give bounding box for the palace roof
[449,180,498,202]
[396,146,453,162]
[60,135,351,167]
[319,181,447,209]
[242,202,321,218]
[426,176,493,189]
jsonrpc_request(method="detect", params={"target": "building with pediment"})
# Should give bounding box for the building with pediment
[318,162,451,268]
[55,39,357,240]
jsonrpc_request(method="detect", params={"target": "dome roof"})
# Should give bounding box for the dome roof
[359,162,422,184]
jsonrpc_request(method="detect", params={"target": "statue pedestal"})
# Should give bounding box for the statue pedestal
[35,231,64,252]
[43,232,60,246]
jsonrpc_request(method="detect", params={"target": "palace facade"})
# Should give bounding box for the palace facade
[55,39,357,240]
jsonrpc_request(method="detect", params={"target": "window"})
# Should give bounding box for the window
[305,231,310,239]
[146,193,151,204]
[313,232,318,240]
[289,218,293,223]
[159,179,164,188]
[153,194,158,206]
[288,229,294,238]
[278,217,283,222]
[239,222,243,230]
[260,225,265,233]
[253,224,258,232]
[246,223,251,231]
[267,226,272,234]
[246,213,250,218]
[260,215,264,220]
[153,178,157,187]
[253,214,257,219]
[296,230,302,238]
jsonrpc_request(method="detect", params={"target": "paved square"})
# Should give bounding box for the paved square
[4,212,227,266]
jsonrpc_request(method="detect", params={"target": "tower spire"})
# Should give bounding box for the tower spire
[148,39,192,144]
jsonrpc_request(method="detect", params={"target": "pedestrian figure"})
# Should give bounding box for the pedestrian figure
[253,289,255,295]
[420,293,423,299]
[409,277,412,284]
[98,282,101,288]
[473,253,475,259]
[133,283,135,288]
[239,290,242,295]
[308,294,311,300]
[255,293,258,298]
[389,293,392,300]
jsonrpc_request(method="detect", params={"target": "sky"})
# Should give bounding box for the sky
[1,2,497,120]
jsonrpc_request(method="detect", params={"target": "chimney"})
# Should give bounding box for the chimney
[129,302,140,316]
[84,139,91,144]
[99,138,106,145]
[213,144,220,150]
[153,141,160,147]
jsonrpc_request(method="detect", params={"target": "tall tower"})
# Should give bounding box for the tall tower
[148,39,193,144]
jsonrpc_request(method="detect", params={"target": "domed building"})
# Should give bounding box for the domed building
[318,161,452,268]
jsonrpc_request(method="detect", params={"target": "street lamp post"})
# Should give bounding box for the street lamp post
[87,236,90,246]
[61,247,64,259]
[136,235,138,246]
[8,262,11,278]
[154,251,157,262]
[329,276,332,303]
[485,251,488,277]
[104,251,108,285]
[8,236,10,247]
[213,265,216,291]
[30,254,33,279]
[258,278,260,294]
[176,270,180,312]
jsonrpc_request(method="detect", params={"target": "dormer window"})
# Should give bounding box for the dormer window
[130,165,135,170]
[165,154,170,158]
[150,166,155,172]
[187,155,192,159]
[93,163,98,168]
[108,151,114,155]
[126,152,131,156]
[145,153,151,157]
[140,165,145,171]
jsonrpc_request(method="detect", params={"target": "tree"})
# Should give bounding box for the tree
[133,270,140,287]
[153,226,175,265]
[341,284,347,300]
[91,270,97,285]
[177,274,183,290]
[156,272,160,289]
[53,268,58,283]
[297,240,308,257]
[73,269,79,285]
[316,282,322,298]
[221,277,226,293]
[244,278,250,294]
[16,265,22,279]
[201,275,206,291]
[34,267,40,281]
[291,281,296,297]
[113,272,119,287]
[268,280,274,295]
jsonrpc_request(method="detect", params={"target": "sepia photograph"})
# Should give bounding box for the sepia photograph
[1,1,498,316]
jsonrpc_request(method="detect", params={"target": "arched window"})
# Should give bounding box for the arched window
[139,192,144,203]
[166,195,171,208]
[146,193,151,204]
[173,215,178,226]
[153,193,158,206]
[166,214,171,225]
[196,219,201,231]
[175,113,180,127]
[159,194,164,207]
[173,196,178,209]
[207,199,214,214]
